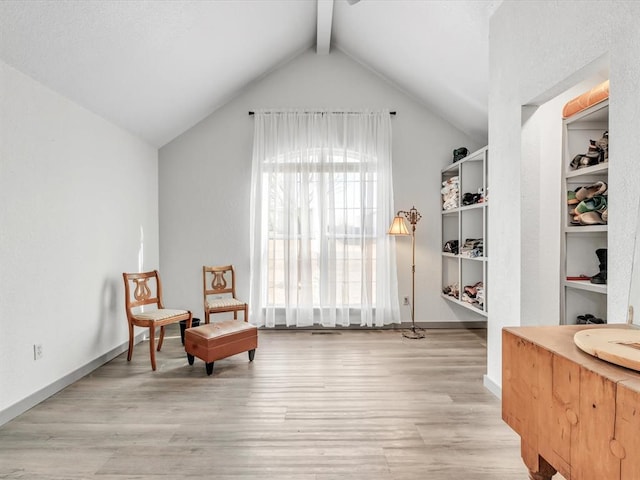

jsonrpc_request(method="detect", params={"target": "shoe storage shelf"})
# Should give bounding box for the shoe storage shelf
[441,146,488,317]
[561,99,608,325]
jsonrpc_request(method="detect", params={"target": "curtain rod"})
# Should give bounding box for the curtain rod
[248,110,396,116]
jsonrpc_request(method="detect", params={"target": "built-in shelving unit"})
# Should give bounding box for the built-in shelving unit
[561,99,608,324]
[441,146,488,317]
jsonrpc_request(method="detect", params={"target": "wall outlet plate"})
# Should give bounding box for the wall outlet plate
[33,344,43,360]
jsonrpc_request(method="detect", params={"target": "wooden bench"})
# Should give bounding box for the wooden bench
[184,320,257,375]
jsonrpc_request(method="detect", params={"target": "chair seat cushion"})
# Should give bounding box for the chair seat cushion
[134,308,189,321]
[206,297,245,309]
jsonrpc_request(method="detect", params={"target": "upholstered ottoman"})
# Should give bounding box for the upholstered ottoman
[184,320,257,375]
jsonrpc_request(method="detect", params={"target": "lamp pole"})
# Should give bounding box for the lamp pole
[410,217,416,329]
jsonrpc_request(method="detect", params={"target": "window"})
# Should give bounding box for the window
[264,149,377,307]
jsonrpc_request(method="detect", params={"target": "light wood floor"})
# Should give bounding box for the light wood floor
[0,327,536,479]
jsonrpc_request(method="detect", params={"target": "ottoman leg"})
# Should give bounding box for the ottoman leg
[187,353,194,365]
[206,362,214,376]
[248,349,256,362]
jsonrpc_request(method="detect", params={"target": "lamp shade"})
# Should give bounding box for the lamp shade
[387,216,410,235]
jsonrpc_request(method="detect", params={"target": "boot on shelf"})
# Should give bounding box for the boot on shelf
[590,248,607,285]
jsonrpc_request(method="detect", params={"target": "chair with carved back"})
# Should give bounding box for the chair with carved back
[203,265,248,324]
[122,270,192,371]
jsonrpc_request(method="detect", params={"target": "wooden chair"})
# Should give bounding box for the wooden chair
[203,265,248,324]
[122,270,192,371]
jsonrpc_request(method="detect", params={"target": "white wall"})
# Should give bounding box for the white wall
[159,48,483,326]
[0,61,159,420]
[487,1,640,389]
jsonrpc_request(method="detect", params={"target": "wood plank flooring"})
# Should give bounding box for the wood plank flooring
[0,327,537,479]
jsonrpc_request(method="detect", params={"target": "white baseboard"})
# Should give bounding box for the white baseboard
[483,374,502,399]
[0,332,145,427]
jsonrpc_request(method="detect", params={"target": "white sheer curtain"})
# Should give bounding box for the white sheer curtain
[249,110,400,328]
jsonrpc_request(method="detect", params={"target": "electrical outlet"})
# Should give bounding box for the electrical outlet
[33,344,43,360]
[403,296,410,305]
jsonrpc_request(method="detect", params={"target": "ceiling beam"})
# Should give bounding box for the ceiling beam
[316,0,334,55]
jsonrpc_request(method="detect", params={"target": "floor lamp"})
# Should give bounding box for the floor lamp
[388,206,425,339]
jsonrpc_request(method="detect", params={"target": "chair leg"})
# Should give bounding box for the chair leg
[148,326,157,371]
[205,311,210,324]
[127,322,134,361]
[244,305,248,322]
[157,325,165,351]
[233,311,237,320]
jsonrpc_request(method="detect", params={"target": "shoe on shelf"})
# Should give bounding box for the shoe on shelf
[463,281,483,298]
[570,155,581,170]
[577,314,595,324]
[587,317,606,324]
[596,131,608,161]
[575,181,607,201]
[590,248,607,284]
[461,192,482,206]
[567,190,579,205]
[577,314,606,324]
[576,153,600,169]
[587,139,606,163]
[443,240,459,254]
[575,211,606,225]
[571,195,607,216]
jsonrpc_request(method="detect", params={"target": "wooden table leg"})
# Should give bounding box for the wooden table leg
[522,441,557,480]
[527,455,557,480]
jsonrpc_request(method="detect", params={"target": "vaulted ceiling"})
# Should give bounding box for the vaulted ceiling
[0,0,501,147]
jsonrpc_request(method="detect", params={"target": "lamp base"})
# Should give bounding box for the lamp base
[402,326,426,340]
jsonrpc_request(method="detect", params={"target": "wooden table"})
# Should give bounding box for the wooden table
[502,325,640,480]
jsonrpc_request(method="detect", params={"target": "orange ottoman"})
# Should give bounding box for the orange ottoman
[185,320,257,375]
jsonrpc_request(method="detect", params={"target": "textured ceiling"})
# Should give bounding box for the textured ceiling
[0,0,500,147]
